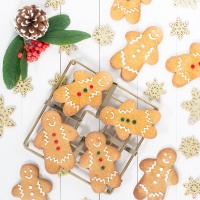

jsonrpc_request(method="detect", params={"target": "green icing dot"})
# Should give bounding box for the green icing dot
[126,119,130,123]
[121,117,125,122]
[101,166,105,170]
[83,88,87,93]
[132,120,137,124]
[97,151,100,155]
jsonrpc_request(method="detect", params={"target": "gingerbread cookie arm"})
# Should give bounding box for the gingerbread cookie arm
[110,0,126,21]
[139,159,156,172]
[190,43,200,54]
[119,99,137,110]
[125,31,142,43]
[33,130,46,149]
[12,183,22,198]
[166,55,181,72]
[167,168,179,185]
[79,150,92,169]
[38,178,53,193]
[144,47,159,65]
[73,70,93,82]
[105,145,121,161]
[88,92,102,108]
[62,124,78,141]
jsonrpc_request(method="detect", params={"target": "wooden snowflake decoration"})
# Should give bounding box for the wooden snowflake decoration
[92,24,114,46]
[0,96,15,136]
[13,77,33,97]
[179,136,200,159]
[181,88,200,124]
[45,0,65,10]
[48,73,67,88]
[59,44,77,56]
[184,177,200,199]
[169,18,189,40]
[144,79,166,101]
[173,0,200,8]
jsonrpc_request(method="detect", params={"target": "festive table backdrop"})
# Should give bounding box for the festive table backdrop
[0,0,200,199]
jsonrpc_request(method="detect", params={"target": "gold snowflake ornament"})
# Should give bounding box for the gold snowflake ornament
[184,177,200,199]
[13,77,33,97]
[144,79,166,101]
[173,0,200,9]
[48,73,67,88]
[181,88,200,124]
[169,17,190,40]
[45,0,65,10]
[93,24,114,46]
[59,44,77,56]
[0,96,16,136]
[179,136,200,159]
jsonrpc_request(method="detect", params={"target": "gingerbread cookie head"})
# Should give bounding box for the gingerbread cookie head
[20,164,39,180]
[41,110,62,132]
[157,148,177,167]
[85,132,107,150]
[144,26,163,45]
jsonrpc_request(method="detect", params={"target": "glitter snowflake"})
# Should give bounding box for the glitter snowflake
[144,79,166,101]
[173,0,200,8]
[0,96,16,136]
[179,136,200,159]
[59,44,77,56]
[169,18,189,40]
[45,0,65,10]
[181,88,200,124]
[48,73,67,88]
[13,77,33,97]
[184,177,200,199]
[93,24,114,46]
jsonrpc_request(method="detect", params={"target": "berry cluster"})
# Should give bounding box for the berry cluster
[18,40,50,62]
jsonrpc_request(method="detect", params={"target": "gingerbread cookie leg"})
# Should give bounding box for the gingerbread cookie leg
[45,158,60,174]
[134,183,148,199]
[110,2,125,21]
[90,174,106,193]
[107,172,122,188]
[60,154,76,171]
[121,65,142,81]
[125,3,140,24]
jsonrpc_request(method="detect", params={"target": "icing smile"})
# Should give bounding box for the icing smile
[106,111,115,120]
[162,159,169,164]
[94,142,101,147]
[49,122,56,127]
[25,175,33,180]
[148,31,159,40]
[98,76,110,87]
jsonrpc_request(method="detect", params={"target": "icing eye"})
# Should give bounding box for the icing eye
[30,169,32,172]
[98,137,101,139]
[164,153,167,156]
[77,92,81,97]
[53,117,55,119]
[121,117,125,122]
[132,120,137,124]
[24,170,27,173]
[83,88,87,93]
[191,64,195,69]
[126,119,130,123]
[90,85,93,89]
[46,118,49,121]
[152,30,155,33]
[91,139,93,141]
[169,156,172,159]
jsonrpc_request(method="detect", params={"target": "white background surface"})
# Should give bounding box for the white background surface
[0,0,200,199]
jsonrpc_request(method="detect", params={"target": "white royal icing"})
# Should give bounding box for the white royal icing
[104,147,112,162]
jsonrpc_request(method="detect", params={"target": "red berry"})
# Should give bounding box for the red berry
[18,52,23,58]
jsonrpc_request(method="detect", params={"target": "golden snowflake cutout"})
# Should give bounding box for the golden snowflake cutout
[13,77,33,97]
[169,18,189,40]
[144,79,166,101]
[48,73,67,88]
[173,0,200,8]
[184,177,200,199]
[179,136,200,159]
[0,96,16,136]
[93,24,114,46]
[59,44,77,56]
[181,88,200,124]
[45,0,65,10]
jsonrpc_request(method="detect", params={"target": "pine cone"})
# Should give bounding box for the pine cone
[14,5,49,40]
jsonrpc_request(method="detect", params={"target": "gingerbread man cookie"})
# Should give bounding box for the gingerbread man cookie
[110,26,163,81]
[100,99,161,140]
[134,148,178,200]
[34,110,78,174]
[79,132,122,193]
[53,70,113,116]
[166,43,200,87]
[110,0,152,24]
[12,164,52,200]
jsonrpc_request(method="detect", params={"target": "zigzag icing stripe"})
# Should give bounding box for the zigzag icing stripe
[107,171,118,182]
[37,181,45,196]
[193,53,200,57]
[46,156,59,164]
[124,66,139,74]
[177,57,190,82]
[60,154,72,163]
[89,151,94,167]
[78,78,93,84]
[141,125,150,137]
[89,91,100,102]
[164,169,171,182]
[146,161,157,172]
[145,47,154,60]
[129,34,142,44]
[145,110,152,124]
[104,147,112,161]
[116,124,131,133]
[60,126,68,140]
[43,131,49,145]
[46,154,72,164]
[65,87,70,101]
[18,185,24,198]
[149,192,164,197]
[66,101,79,110]
[121,51,126,66]
[92,177,106,184]
[113,4,139,14]
[126,8,139,14]
[139,184,148,194]
[118,109,133,114]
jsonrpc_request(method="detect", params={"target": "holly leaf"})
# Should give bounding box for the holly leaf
[47,14,71,32]
[20,51,28,81]
[39,30,91,45]
[3,35,24,89]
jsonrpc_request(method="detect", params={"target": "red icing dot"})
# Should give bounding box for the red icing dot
[199,62,200,66]
[56,147,60,151]
[77,92,81,97]
[52,133,56,137]
[191,64,195,69]
[54,140,58,144]
[90,85,93,89]
[98,158,103,162]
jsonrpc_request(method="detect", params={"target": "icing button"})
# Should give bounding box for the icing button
[98,158,103,162]
[156,173,160,177]
[83,88,87,93]
[191,64,195,69]
[77,92,81,97]
[54,140,58,144]
[101,166,105,170]
[132,120,137,124]
[121,117,125,122]
[126,119,130,123]
[56,147,60,151]
[52,133,56,137]
[97,151,100,155]
[29,186,33,189]
[30,192,34,196]
[90,85,94,89]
